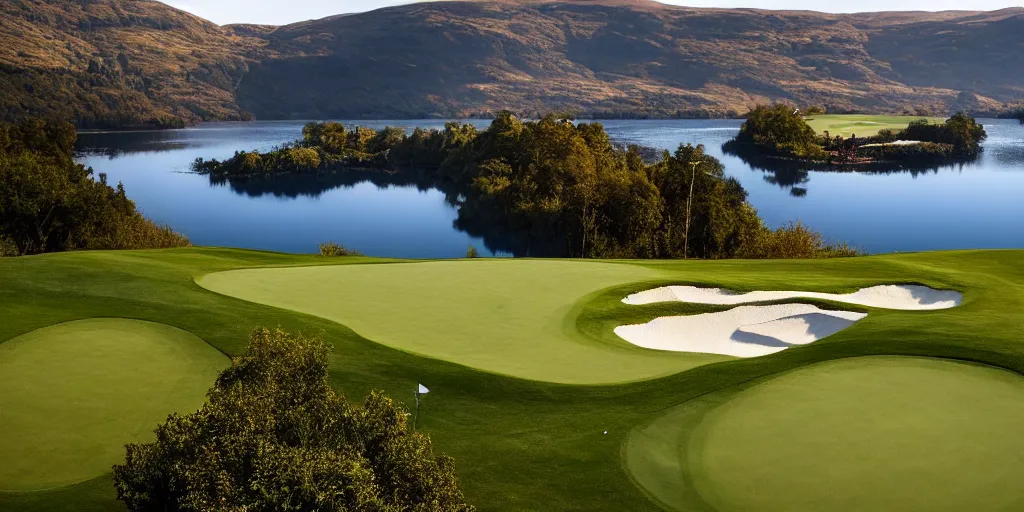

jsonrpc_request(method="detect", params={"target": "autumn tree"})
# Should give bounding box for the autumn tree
[113,328,475,512]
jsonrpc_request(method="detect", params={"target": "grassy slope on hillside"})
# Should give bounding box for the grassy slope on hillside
[1,248,1023,511]
[804,114,946,137]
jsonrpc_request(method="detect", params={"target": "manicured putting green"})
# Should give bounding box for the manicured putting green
[804,114,944,137]
[627,356,1024,512]
[198,260,724,384]
[0,319,227,491]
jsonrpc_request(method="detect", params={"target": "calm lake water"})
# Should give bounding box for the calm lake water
[76,119,1024,257]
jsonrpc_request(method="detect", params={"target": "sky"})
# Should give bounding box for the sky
[161,0,1021,25]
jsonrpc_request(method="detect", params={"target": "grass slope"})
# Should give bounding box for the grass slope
[804,114,945,137]
[0,319,226,491]
[1,248,1023,511]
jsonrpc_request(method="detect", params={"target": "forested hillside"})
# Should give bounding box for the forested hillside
[3,0,1022,126]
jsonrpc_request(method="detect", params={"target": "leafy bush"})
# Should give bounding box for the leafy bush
[0,234,17,257]
[736,222,860,259]
[466,245,480,258]
[874,129,898,143]
[112,328,475,512]
[0,119,189,255]
[287,147,322,169]
[319,241,363,257]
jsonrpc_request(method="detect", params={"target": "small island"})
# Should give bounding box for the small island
[723,105,987,167]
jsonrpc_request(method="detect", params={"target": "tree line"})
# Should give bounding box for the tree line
[0,118,190,255]
[194,113,857,259]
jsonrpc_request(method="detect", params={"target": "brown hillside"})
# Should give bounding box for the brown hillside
[2,0,1022,125]
[237,1,1024,118]
[0,0,267,127]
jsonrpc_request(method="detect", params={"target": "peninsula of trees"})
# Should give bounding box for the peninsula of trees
[193,114,856,260]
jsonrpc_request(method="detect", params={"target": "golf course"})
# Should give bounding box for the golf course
[2,248,1024,511]
[804,114,945,137]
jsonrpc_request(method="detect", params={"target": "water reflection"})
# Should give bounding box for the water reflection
[76,130,195,156]
[209,169,437,199]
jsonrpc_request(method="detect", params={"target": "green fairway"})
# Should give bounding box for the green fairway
[804,114,945,137]
[0,318,227,491]
[198,260,726,384]
[628,356,1024,512]
[2,248,1023,511]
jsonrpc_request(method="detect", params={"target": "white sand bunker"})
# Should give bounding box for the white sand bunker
[622,284,961,310]
[615,304,867,357]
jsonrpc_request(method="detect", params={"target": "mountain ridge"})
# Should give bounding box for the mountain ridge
[2,0,1021,127]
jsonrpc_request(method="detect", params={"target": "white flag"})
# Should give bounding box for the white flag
[418,384,429,394]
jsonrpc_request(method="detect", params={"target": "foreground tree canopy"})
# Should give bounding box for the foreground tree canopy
[0,119,189,255]
[113,327,475,512]
[726,104,987,164]
[194,113,856,259]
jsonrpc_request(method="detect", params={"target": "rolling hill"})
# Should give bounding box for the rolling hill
[2,0,1023,126]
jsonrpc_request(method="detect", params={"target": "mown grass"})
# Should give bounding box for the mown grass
[196,260,717,384]
[805,114,945,137]
[1,248,1022,511]
[628,356,1024,512]
[0,319,226,491]
[689,357,1024,512]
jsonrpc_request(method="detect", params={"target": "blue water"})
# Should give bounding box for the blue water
[77,119,1024,256]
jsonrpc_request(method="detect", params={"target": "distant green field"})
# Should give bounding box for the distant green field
[804,114,945,137]
[2,248,1024,511]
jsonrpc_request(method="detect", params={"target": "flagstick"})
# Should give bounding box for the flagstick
[414,389,420,431]
[413,383,428,432]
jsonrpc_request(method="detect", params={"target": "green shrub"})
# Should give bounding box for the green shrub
[875,129,898,143]
[112,328,475,512]
[0,119,190,255]
[737,222,860,259]
[287,147,322,170]
[0,234,17,257]
[466,245,480,258]
[319,241,363,257]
